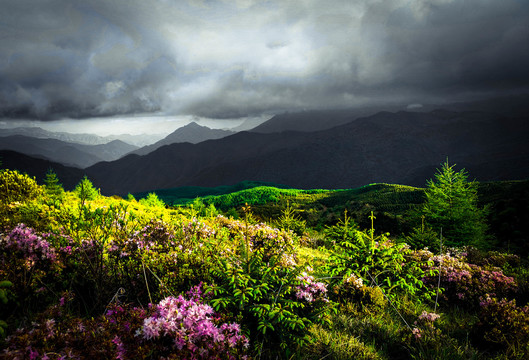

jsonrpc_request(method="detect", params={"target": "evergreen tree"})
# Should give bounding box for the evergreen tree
[139,192,165,208]
[43,168,64,198]
[422,160,488,247]
[74,175,99,205]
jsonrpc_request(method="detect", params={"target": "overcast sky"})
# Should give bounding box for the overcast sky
[1,0,528,133]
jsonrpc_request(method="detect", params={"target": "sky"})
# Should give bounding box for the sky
[1,0,529,135]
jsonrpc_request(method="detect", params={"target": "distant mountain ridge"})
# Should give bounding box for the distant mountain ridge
[0,127,162,147]
[84,108,529,195]
[0,135,138,168]
[131,122,234,156]
[249,108,386,133]
[0,150,85,190]
[249,94,529,134]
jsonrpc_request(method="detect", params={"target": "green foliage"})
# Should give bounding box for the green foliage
[139,192,165,208]
[206,214,334,357]
[0,280,13,338]
[422,160,489,247]
[208,252,334,358]
[405,215,440,250]
[478,297,529,358]
[0,169,42,204]
[43,168,64,199]
[0,165,528,359]
[275,202,306,236]
[74,176,99,205]
[326,212,433,302]
[323,210,358,247]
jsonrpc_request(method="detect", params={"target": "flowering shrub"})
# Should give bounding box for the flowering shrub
[181,217,217,242]
[295,271,328,303]
[326,221,433,302]
[3,290,249,359]
[477,296,529,358]
[407,310,445,357]
[1,224,58,264]
[419,250,517,308]
[208,248,334,357]
[140,295,249,358]
[0,224,64,315]
[108,219,176,258]
[215,215,297,267]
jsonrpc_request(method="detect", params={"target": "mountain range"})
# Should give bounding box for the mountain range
[2,96,528,196]
[0,126,162,147]
[0,135,138,168]
[0,150,85,190]
[83,108,529,195]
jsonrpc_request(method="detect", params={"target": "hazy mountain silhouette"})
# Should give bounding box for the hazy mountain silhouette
[131,122,234,156]
[0,126,161,147]
[85,109,529,195]
[250,107,404,133]
[0,135,138,168]
[0,150,86,190]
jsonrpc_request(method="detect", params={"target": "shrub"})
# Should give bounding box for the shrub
[326,213,433,302]
[477,296,529,358]
[0,169,42,204]
[208,249,334,358]
[0,224,64,315]
[139,192,165,208]
[2,290,249,359]
[139,294,249,358]
[419,250,518,308]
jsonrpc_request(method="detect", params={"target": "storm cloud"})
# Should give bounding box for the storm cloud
[1,0,528,120]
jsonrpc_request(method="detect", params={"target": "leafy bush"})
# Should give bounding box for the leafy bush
[2,290,249,359]
[208,247,334,358]
[477,296,529,358]
[139,192,165,208]
[0,224,64,315]
[0,169,42,204]
[326,213,433,302]
[418,250,517,308]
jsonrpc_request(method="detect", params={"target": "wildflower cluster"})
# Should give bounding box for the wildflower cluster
[182,217,217,241]
[1,224,57,265]
[215,215,297,266]
[411,311,442,342]
[295,271,328,303]
[343,273,364,290]
[478,296,529,357]
[3,289,249,359]
[421,251,517,307]
[140,295,249,358]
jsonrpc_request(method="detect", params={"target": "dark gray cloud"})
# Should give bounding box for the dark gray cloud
[1,0,528,120]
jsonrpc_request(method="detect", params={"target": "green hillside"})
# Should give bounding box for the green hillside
[2,166,529,359]
[139,179,529,253]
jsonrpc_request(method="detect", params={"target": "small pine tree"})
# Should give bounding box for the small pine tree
[74,176,99,205]
[422,160,488,247]
[139,192,165,208]
[43,168,64,198]
[405,215,439,250]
